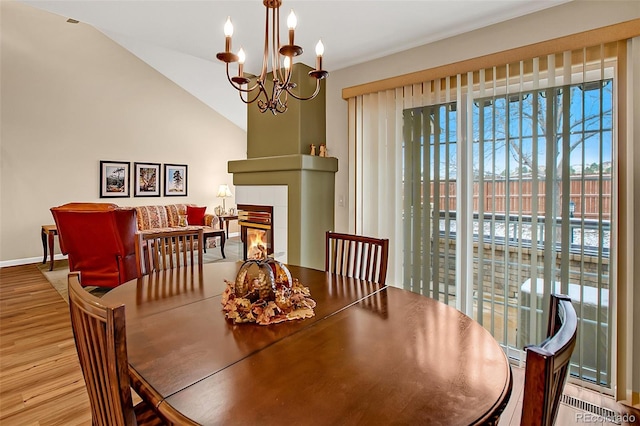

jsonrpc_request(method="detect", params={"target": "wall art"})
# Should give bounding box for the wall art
[100,160,130,198]
[164,163,188,196]
[134,162,161,197]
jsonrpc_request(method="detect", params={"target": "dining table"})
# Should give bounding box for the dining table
[102,261,512,425]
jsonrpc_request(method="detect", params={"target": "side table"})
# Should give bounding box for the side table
[203,229,226,259]
[41,225,58,271]
[218,214,238,239]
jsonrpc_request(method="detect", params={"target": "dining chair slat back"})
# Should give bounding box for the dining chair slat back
[521,294,578,426]
[137,228,203,275]
[67,272,165,426]
[325,231,389,285]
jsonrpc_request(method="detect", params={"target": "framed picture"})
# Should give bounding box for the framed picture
[99,160,130,198]
[164,163,188,196]
[134,162,161,197]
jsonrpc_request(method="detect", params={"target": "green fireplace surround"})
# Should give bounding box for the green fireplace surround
[229,63,337,270]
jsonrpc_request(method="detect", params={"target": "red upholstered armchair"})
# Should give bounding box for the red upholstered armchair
[51,203,141,288]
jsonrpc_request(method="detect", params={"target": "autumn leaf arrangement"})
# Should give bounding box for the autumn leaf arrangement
[221,260,316,325]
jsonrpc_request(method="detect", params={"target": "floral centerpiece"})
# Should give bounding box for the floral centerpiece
[221,258,316,325]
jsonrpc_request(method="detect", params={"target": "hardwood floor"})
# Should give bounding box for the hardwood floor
[0,264,91,425]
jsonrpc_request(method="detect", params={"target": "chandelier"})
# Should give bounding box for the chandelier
[216,0,328,115]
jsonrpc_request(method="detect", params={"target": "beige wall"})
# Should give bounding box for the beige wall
[0,2,247,264]
[326,0,640,233]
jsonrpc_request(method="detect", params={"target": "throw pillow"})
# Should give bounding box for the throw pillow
[186,206,207,226]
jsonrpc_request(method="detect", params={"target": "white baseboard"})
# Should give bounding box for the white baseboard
[0,254,67,268]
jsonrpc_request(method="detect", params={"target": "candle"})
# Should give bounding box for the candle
[287,10,297,46]
[224,17,233,53]
[238,48,246,77]
[315,40,324,70]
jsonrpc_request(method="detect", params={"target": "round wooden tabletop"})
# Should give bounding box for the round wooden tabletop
[103,262,512,425]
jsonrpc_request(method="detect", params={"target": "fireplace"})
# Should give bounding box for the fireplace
[238,204,274,260]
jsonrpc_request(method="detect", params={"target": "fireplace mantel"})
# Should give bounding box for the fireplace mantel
[229,154,337,174]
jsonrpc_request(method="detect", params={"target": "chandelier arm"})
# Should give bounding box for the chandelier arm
[258,92,272,113]
[270,78,283,111]
[254,80,275,108]
[258,80,279,113]
[285,78,322,101]
[277,90,288,111]
[282,60,293,90]
[271,6,284,83]
[257,4,269,83]
[237,85,266,105]
[225,63,261,93]
[274,102,288,114]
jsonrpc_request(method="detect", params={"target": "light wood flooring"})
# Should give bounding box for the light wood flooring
[0,264,91,425]
[1,263,638,425]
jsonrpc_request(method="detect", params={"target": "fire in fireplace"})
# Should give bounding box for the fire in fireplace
[238,204,273,260]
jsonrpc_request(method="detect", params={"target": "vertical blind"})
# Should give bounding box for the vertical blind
[348,40,633,395]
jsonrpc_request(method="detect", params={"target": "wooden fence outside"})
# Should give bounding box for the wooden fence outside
[428,176,611,220]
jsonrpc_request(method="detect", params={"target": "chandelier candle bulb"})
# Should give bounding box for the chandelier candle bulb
[224,17,233,53]
[287,10,296,45]
[315,40,324,70]
[217,17,239,63]
[238,48,246,78]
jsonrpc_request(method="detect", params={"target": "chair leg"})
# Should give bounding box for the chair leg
[220,234,226,259]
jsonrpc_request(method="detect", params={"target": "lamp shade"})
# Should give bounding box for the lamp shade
[217,184,232,198]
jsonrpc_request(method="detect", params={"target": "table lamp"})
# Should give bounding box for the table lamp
[216,184,232,215]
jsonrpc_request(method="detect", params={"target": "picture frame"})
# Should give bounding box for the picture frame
[134,162,161,197]
[99,160,130,198]
[164,163,188,196]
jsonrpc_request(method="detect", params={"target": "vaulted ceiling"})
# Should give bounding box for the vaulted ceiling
[21,1,571,129]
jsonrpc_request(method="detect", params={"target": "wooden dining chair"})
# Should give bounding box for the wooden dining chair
[521,294,578,426]
[137,228,204,275]
[325,231,389,285]
[67,272,164,426]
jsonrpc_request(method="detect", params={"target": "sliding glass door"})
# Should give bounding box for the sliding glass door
[402,76,614,388]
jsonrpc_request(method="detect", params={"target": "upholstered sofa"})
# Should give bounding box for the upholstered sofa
[134,203,223,252]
